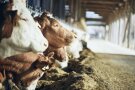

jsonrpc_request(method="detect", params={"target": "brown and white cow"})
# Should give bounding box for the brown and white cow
[35,12,75,68]
[0,52,54,90]
[0,0,48,59]
[0,1,49,89]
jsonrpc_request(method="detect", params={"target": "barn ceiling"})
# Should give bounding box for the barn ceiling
[80,0,127,24]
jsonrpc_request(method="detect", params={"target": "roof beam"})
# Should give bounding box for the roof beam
[80,0,125,23]
[82,0,123,5]
[84,9,112,18]
[86,18,105,22]
[82,4,116,10]
[86,23,106,26]
[85,8,113,13]
[95,12,110,17]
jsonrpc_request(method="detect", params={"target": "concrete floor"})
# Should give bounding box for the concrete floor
[87,39,135,55]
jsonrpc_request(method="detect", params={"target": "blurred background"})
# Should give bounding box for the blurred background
[26,0,135,50]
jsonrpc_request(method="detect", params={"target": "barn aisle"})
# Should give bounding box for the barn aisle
[1,0,135,90]
[87,39,135,55]
[85,39,135,90]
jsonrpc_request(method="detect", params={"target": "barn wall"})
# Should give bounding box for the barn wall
[106,0,135,49]
[27,0,66,19]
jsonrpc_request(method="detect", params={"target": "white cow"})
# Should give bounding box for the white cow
[66,38,83,58]
[58,20,89,58]
[0,0,48,59]
[0,1,49,90]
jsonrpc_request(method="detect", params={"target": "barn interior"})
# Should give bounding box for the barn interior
[27,0,135,49]
[27,1,135,90]
[0,0,135,90]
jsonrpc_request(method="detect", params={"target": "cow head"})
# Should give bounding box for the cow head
[0,0,48,58]
[37,12,75,48]
[35,11,77,48]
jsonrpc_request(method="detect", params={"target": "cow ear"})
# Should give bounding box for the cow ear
[42,10,53,18]
[8,10,18,20]
[73,33,77,38]
[12,10,18,17]
[71,31,77,38]
[47,52,54,58]
[9,0,13,3]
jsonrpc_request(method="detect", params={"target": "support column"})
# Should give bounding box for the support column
[52,0,65,19]
[40,0,51,12]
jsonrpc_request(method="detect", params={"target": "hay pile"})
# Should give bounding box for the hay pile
[36,48,135,90]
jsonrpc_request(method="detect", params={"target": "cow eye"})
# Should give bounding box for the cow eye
[54,23,58,27]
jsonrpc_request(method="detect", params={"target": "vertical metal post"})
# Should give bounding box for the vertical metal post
[50,0,53,13]
[78,0,81,19]
[118,18,121,45]
[74,0,78,21]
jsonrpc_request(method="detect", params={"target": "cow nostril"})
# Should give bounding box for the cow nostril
[44,43,47,46]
